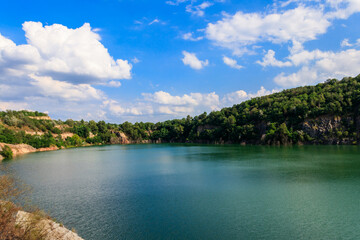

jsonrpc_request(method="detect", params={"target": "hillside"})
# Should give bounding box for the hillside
[1,75,360,159]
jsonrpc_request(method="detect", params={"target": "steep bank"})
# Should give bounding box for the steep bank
[0,142,59,161]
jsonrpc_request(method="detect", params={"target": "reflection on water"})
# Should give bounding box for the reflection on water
[1,144,360,240]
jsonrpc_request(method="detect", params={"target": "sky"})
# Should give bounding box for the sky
[0,0,360,123]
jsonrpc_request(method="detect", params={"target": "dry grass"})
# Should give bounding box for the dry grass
[0,172,75,240]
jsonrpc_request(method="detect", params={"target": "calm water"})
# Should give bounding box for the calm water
[2,144,360,240]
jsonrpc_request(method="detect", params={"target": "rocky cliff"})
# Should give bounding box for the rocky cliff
[302,115,359,144]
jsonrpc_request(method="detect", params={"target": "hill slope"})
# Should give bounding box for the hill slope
[0,75,359,157]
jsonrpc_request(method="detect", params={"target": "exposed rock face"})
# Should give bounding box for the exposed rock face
[110,131,154,144]
[0,143,59,160]
[110,131,130,144]
[301,115,355,144]
[0,143,37,157]
[28,116,52,120]
[25,131,45,136]
[59,132,74,140]
[16,211,84,240]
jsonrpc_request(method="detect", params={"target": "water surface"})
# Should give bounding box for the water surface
[2,144,360,240]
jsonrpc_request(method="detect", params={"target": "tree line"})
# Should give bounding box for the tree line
[0,75,359,155]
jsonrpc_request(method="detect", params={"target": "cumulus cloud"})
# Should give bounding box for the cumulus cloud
[0,21,133,121]
[206,6,330,55]
[205,1,360,55]
[138,86,277,118]
[102,100,153,116]
[0,22,132,85]
[257,50,292,67]
[29,74,104,101]
[182,51,209,69]
[222,56,243,69]
[274,49,360,87]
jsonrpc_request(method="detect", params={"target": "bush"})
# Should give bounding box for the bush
[1,145,13,159]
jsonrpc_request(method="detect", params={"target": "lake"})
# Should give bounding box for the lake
[2,144,360,240]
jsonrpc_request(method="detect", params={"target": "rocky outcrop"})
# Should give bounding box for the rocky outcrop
[110,131,154,144]
[25,131,45,136]
[301,115,355,144]
[0,143,59,160]
[16,211,84,240]
[110,131,130,144]
[0,143,37,157]
[28,116,52,120]
[59,132,74,140]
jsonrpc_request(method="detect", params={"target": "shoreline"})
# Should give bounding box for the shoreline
[2,140,359,162]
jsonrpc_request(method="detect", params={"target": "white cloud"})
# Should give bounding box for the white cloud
[0,22,132,85]
[107,81,122,87]
[223,86,279,106]
[149,19,160,25]
[143,91,219,108]
[340,38,360,48]
[102,100,153,116]
[0,101,28,111]
[142,91,219,116]
[341,38,353,47]
[139,86,277,118]
[24,22,131,82]
[206,6,330,55]
[324,0,360,19]
[181,51,209,69]
[257,50,292,67]
[29,74,104,101]
[0,22,133,121]
[182,32,204,41]
[222,56,243,69]
[186,2,213,17]
[274,48,360,87]
[205,1,360,55]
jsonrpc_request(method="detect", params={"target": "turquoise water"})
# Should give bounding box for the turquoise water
[2,144,360,240]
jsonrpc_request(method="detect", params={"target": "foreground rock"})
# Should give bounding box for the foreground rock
[16,211,84,240]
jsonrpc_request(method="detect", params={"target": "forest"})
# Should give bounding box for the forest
[0,75,359,156]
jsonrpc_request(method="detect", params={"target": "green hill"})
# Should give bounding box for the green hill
[0,75,359,157]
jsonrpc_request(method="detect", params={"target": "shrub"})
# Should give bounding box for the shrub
[0,145,13,160]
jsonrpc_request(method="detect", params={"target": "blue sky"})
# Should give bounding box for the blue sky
[0,0,360,122]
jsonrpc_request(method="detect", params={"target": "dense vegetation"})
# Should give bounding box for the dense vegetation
[0,75,359,150]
